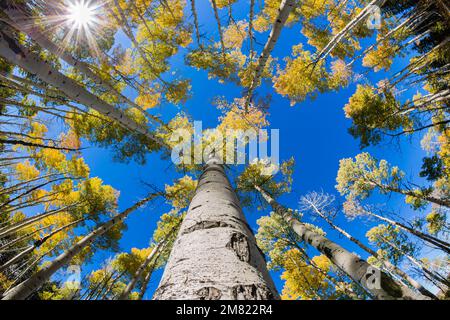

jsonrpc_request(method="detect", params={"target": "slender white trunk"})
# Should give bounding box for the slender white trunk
[0,205,77,240]
[315,0,386,62]
[304,199,437,299]
[138,252,160,300]
[380,236,450,291]
[118,228,175,300]
[365,210,450,254]
[1,194,157,300]
[0,218,83,273]
[244,0,294,110]
[154,156,278,300]
[255,185,428,300]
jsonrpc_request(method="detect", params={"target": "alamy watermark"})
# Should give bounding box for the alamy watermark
[170,121,280,175]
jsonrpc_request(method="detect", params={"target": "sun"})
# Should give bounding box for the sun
[67,0,97,29]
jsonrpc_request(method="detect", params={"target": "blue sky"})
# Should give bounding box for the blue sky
[75,1,435,297]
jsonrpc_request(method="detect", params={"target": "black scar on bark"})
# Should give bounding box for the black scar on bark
[231,284,274,300]
[226,232,250,262]
[196,287,222,300]
[181,220,234,235]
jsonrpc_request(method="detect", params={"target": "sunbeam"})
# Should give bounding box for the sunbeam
[67,0,97,30]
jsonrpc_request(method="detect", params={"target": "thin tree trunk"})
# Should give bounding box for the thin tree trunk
[99,271,127,300]
[244,0,294,110]
[153,155,278,300]
[303,198,438,299]
[0,204,78,240]
[436,0,450,20]
[248,0,255,60]
[364,176,450,208]
[110,0,168,90]
[314,0,386,62]
[364,210,450,254]
[211,0,227,61]
[0,28,164,147]
[118,233,172,300]
[0,224,49,252]
[138,250,160,300]
[0,177,75,210]
[190,0,202,49]
[0,138,79,152]
[254,185,428,300]
[379,235,450,290]
[1,193,158,300]
[0,218,84,273]
[394,186,450,208]
[295,245,362,299]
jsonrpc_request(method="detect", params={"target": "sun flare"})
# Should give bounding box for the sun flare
[67,0,97,29]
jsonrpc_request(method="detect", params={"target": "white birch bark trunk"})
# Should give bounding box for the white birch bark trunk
[365,210,450,254]
[244,0,294,109]
[315,0,386,62]
[153,156,279,300]
[138,254,159,300]
[118,233,172,300]
[1,194,157,300]
[0,205,76,240]
[0,218,83,273]
[254,185,427,300]
[304,199,437,299]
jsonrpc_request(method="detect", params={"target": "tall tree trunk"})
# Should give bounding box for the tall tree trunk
[364,209,450,254]
[0,27,164,147]
[366,177,450,208]
[1,194,158,300]
[390,186,450,208]
[118,228,175,300]
[0,138,79,152]
[211,0,227,61]
[295,245,362,299]
[153,156,278,300]
[314,0,386,62]
[248,0,255,60]
[303,198,438,299]
[244,0,294,110]
[0,218,84,273]
[254,185,428,300]
[190,0,202,49]
[0,205,77,240]
[379,235,450,291]
[138,251,160,300]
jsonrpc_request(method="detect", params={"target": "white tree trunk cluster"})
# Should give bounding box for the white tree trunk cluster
[0,28,164,147]
[255,185,427,300]
[1,194,157,300]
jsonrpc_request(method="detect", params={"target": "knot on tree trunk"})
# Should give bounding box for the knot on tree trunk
[231,284,275,300]
[196,287,222,300]
[181,220,234,235]
[226,232,251,262]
